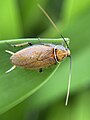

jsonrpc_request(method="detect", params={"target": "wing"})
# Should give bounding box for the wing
[10,45,56,68]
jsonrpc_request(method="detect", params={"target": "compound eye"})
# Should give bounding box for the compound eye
[56,45,66,51]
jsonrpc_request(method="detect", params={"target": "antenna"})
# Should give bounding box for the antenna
[37,4,69,49]
[38,4,72,106]
[65,55,72,106]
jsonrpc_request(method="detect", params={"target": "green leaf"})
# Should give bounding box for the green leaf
[0,38,69,114]
[0,0,23,40]
[34,89,90,120]
[62,0,90,22]
[19,0,48,36]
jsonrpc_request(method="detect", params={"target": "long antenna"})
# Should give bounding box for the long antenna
[37,4,69,49]
[65,55,72,106]
[38,4,72,106]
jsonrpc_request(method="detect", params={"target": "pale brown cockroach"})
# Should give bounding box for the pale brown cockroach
[5,4,72,106]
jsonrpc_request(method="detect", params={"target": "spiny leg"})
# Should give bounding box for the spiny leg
[5,50,14,55]
[38,38,56,47]
[38,38,43,45]
[61,42,64,46]
[5,50,16,73]
[11,42,33,47]
[5,65,16,73]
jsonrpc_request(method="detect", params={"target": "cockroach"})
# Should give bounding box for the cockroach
[5,4,72,106]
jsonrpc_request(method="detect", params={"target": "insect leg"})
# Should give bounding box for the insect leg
[61,42,64,46]
[5,50,14,55]
[38,38,43,45]
[38,38,51,46]
[11,42,33,47]
[5,65,16,73]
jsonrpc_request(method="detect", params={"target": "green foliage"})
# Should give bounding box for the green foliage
[0,0,90,120]
[0,0,23,40]
[0,38,65,114]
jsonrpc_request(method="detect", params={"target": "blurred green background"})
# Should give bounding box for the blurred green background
[0,0,90,120]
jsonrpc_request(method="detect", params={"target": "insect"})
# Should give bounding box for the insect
[5,4,72,106]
